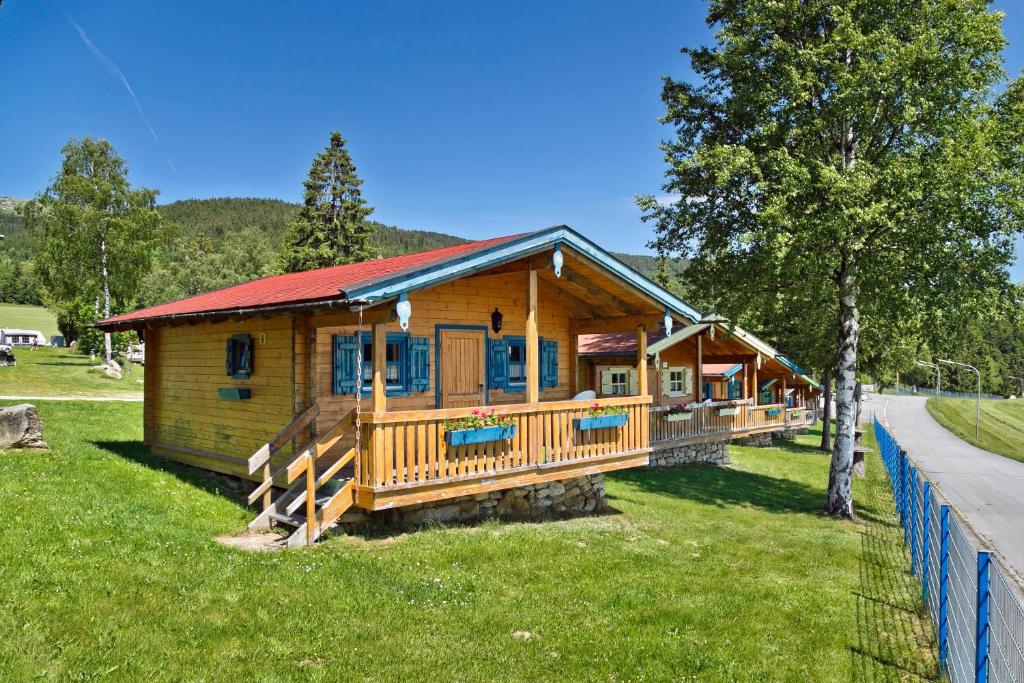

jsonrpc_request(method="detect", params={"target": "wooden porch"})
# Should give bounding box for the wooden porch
[649,400,816,447]
[244,395,651,546]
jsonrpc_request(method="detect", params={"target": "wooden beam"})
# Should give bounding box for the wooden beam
[543,279,606,319]
[562,267,640,316]
[525,269,539,404]
[636,325,648,397]
[696,334,703,400]
[569,319,579,397]
[461,251,552,279]
[699,354,758,364]
[372,322,387,413]
[310,306,396,328]
[752,360,759,406]
[570,314,664,335]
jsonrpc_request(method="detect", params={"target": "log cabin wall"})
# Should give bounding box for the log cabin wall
[144,315,296,478]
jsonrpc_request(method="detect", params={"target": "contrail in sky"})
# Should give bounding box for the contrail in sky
[66,14,178,175]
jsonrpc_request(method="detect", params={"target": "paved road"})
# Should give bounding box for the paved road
[881,394,1024,582]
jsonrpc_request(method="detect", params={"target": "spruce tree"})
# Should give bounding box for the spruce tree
[280,131,377,272]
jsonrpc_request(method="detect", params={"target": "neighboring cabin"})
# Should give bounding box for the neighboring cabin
[98,225,816,546]
[0,329,46,346]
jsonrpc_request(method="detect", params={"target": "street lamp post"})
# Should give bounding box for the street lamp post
[916,360,941,398]
[939,359,981,440]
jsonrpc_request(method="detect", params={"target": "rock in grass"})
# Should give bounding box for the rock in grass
[0,404,48,450]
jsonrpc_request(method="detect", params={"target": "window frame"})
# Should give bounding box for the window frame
[505,335,527,389]
[359,331,410,397]
[226,333,253,380]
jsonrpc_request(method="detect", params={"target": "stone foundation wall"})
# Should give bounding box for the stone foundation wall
[736,431,774,448]
[337,474,607,529]
[649,440,730,467]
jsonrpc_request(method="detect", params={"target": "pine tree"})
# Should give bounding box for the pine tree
[279,131,377,272]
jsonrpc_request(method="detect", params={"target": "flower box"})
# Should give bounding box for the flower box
[765,408,782,417]
[789,411,802,419]
[665,412,693,422]
[574,413,629,431]
[718,406,741,416]
[444,424,517,446]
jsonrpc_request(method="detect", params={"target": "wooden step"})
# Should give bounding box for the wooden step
[268,511,305,528]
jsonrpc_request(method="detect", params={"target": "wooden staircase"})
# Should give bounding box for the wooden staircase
[244,405,359,547]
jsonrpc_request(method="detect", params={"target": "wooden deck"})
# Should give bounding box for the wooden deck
[243,395,815,545]
[650,400,816,448]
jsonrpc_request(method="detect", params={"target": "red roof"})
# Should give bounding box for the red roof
[99,234,524,327]
[702,363,740,376]
[578,331,667,355]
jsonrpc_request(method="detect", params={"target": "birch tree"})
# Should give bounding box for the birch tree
[639,0,1024,517]
[25,138,161,363]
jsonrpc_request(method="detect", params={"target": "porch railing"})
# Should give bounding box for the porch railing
[357,396,651,489]
[650,400,795,444]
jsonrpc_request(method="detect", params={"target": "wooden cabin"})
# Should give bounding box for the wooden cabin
[579,318,820,447]
[98,226,704,546]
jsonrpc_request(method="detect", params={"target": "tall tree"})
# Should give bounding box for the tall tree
[24,138,162,362]
[640,1,1024,517]
[279,131,377,272]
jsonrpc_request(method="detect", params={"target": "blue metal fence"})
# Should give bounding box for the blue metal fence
[875,417,1024,682]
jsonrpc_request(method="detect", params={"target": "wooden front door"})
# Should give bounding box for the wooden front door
[439,328,487,408]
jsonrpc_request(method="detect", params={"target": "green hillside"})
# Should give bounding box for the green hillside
[0,303,58,339]
[2,196,686,309]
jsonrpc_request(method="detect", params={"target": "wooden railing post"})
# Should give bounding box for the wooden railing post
[305,455,316,545]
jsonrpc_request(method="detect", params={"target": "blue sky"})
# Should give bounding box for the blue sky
[2,1,1023,274]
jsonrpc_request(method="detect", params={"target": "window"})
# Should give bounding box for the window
[225,334,253,379]
[333,333,430,396]
[507,338,526,386]
[361,335,406,392]
[608,370,629,395]
[668,370,685,394]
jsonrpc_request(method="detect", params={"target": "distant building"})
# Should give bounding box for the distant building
[0,329,46,346]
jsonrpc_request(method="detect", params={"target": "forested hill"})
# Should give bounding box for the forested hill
[156,197,681,275]
[1,196,685,307]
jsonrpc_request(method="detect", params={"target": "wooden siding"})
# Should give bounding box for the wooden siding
[145,316,296,478]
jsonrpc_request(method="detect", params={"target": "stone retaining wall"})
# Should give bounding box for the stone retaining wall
[736,431,773,448]
[649,440,730,467]
[337,474,607,529]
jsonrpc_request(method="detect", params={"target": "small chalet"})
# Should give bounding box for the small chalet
[99,226,818,545]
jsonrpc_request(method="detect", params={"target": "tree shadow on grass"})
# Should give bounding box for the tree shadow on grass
[92,439,250,507]
[850,458,939,682]
[608,465,824,515]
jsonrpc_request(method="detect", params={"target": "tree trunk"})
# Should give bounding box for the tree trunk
[819,369,832,451]
[100,235,112,363]
[826,267,859,518]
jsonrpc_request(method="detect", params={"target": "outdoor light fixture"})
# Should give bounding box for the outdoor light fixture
[491,307,503,333]
[551,244,564,278]
[915,359,941,397]
[396,293,412,331]
[663,309,673,335]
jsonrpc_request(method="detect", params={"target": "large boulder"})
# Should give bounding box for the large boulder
[0,404,48,449]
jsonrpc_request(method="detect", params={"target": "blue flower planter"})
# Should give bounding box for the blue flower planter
[765,408,782,417]
[573,413,629,431]
[444,424,517,446]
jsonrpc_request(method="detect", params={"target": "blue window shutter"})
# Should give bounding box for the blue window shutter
[333,334,359,395]
[409,336,430,392]
[489,338,508,390]
[703,382,713,400]
[542,339,558,388]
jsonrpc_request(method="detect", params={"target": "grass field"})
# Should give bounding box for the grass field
[0,345,143,398]
[0,303,58,339]
[926,396,1024,463]
[0,401,936,681]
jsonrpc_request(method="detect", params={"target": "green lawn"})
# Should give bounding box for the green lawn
[0,402,936,681]
[0,346,143,398]
[927,396,1024,463]
[0,303,58,340]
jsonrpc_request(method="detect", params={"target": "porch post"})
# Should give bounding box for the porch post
[372,322,387,413]
[569,320,579,397]
[742,363,749,400]
[636,324,648,396]
[781,376,787,406]
[696,334,703,400]
[752,356,759,405]
[525,269,539,404]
